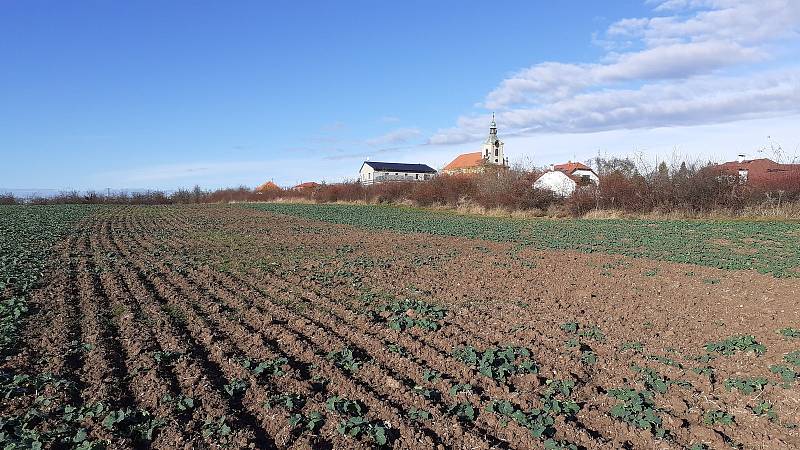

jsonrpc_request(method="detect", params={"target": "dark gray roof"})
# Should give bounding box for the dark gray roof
[362,161,437,173]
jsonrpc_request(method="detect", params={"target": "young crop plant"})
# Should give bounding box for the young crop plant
[152,350,182,367]
[784,350,800,367]
[374,298,447,331]
[561,322,605,342]
[769,364,797,384]
[704,410,735,426]
[704,335,765,356]
[630,365,670,394]
[161,393,195,414]
[223,378,248,398]
[580,350,598,365]
[202,416,233,445]
[101,407,166,442]
[326,395,392,446]
[407,407,432,422]
[724,377,768,394]
[288,411,324,434]
[619,341,644,352]
[239,357,288,377]
[539,379,580,418]
[264,393,306,412]
[384,341,408,356]
[326,347,370,374]
[447,401,477,423]
[325,396,365,416]
[422,369,441,383]
[451,345,538,382]
[749,401,778,421]
[778,327,800,338]
[448,383,473,396]
[608,388,667,438]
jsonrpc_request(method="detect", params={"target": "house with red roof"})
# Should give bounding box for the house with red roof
[710,156,800,190]
[292,181,320,191]
[533,161,599,197]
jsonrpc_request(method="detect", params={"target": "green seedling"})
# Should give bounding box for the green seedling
[447,401,477,423]
[385,342,408,356]
[704,335,765,356]
[162,394,195,413]
[769,364,797,383]
[704,410,735,426]
[580,351,598,365]
[375,298,447,331]
[264,393,306,412]
[778,327,800,338]
[102,407,166,442]
[202,416,233,445]
[326,347,369,374]
[325,396,365,416]
[223,379,248,398]
[407,407,431,422]
[422,369,441,383]
[240,357,288,377]
[288,411,324,433]
[620,342,643,352]
[724,377,768,394]
[608,388,666,438]
[749,401,778,421]
[784,350,800,366]
[448,383,473,396]
[452,345,538,382]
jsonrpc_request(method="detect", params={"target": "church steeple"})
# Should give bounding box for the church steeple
[481,113,506,167]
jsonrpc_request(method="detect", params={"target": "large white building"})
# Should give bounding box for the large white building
[359,161,437,185]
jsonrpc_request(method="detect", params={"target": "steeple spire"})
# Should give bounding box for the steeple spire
[489,112,497,135]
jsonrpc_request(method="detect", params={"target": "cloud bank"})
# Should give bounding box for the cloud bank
[430,0,800,145]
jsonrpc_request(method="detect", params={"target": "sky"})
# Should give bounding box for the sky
[1,0,799,191]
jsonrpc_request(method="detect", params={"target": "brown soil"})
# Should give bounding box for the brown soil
[13,204,800,449]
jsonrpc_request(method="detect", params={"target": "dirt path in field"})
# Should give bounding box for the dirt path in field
[14,204,800,449]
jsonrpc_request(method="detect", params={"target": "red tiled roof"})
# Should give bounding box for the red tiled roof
[256,181,280,192]
[443,152,484,171]
[711,158,800,187]
[293,182,320,190]
[553,162,592,174]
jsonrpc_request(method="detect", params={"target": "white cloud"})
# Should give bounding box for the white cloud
[438,0,800,142]
[364,127,422,146]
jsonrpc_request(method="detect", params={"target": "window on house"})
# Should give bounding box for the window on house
[415,173,419,179]
[581,175,589,183]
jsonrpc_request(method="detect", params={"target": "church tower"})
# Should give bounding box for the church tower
[481,113,507,166]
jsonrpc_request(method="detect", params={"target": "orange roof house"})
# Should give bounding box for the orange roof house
[710,157,800,190]
[293,181,320,190]
[442,152,486,175]
[255,181,280,193]
[554,162,592,174]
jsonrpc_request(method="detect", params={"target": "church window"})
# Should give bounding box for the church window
[495,148,498,157]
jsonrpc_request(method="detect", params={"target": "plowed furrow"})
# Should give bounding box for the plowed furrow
[124,223,533,449]
[121,226,452,449]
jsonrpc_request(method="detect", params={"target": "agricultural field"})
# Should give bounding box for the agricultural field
[2,203,800,449]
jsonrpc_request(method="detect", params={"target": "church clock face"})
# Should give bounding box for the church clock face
[494,141,500,148]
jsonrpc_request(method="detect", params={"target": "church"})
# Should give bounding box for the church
[442,114,509,175]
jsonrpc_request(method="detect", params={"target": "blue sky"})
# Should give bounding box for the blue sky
[1,0,799,191]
